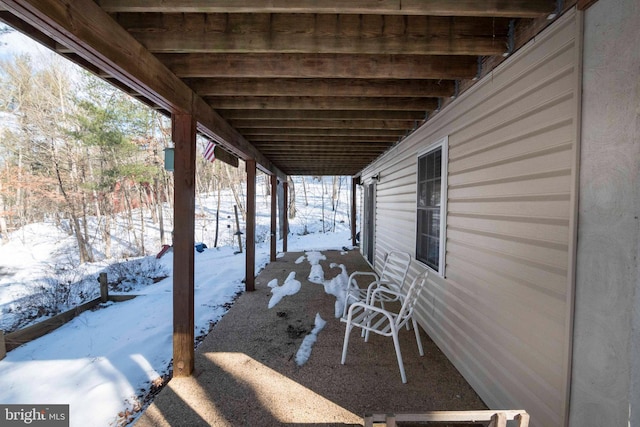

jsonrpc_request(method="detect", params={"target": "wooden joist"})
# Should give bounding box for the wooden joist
[187,78,455,98]
[116,14,510,56]
[230,119,420,130]
[99,0,555,18]
[158,53,478,80]
[250,135,398,143]
[205,96,439,111]
[218,109,427,121]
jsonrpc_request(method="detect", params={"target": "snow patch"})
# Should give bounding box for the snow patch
[305,251,326,265]
[308,264,325,284]
[306,251,327,283]
[295,313,327,366]
[325,263,350,318]
[268,272,301,309]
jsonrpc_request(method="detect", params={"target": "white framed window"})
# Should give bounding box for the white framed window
[416,137,448,276]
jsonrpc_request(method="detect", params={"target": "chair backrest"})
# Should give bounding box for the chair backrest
[395,270,428,329]
[378,250,411,290]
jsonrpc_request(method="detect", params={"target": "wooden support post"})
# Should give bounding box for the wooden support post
[99,272,108,303]
[351,176,358,246]
[0,330,6,360]
[282,181,288,253]
[270,174,277,262]
[277,178,285,244]
[245,159,256,291]
[172,113,196,377]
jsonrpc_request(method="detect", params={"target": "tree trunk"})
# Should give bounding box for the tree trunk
[163,173,174,226]
[288,176,296,219]
[332,176,339,211]
[70,213,90,264]
[122,182,138,252]
[156,177,166,245]
[52,142,91,263]
[332,176,342,232]
[15,147,23,227]
[139,185,146,255]
[321,177,326,233]
[214,179,221,247]
[301,176,308,206]
[103,213,112,259]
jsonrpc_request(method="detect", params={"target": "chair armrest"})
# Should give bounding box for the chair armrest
[365,280,402,304]
[347,300,396,321]
[348,271,380,288]
[370,286,404,303]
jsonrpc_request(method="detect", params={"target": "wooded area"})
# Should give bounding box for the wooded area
[0,48,251,263]
[0,46,348,265]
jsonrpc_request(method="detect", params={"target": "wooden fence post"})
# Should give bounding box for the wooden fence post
[0,330,6,360]
[99,273,108,303]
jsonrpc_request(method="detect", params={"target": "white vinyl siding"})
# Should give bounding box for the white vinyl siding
[361,9,580,427]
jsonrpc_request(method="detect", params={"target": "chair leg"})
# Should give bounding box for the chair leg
[412,318,424,356]
[392,331,407,383]
[341,324,353,364]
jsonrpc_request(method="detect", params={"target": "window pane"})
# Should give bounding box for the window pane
[429,236,439,266]
[430,210,440,237]
[425,210,433,236]
[418,156,426,181]
[418,183,427,207]
[417,232,428,261]
[433,149,441,177]
[431,179,441,207]
[425,181,433,206]
[426,236,439,270]
[417,210,425,235]
[426,152,435,179]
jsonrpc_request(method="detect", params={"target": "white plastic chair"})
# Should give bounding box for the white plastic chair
[341,250,411,320]
[341,270,428,383]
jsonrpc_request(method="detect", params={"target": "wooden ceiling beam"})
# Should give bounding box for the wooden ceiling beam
[260,154,386,160]
[218,109,427,121]
[158,53,478,80]
[0,0,281,177]
[249,135,398,143]
[117,14,509,56]
[187,78,455,98]
[206,96,439,111]
[259,152,390,158]
[230,119,420,130]
[280,163,374,172]
[264,158,381,166]
[255,141,393,149]
[270,158,375,166]
[239,128,404,137]
[99,0,555,18]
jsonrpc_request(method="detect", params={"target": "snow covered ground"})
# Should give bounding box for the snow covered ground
[0,177,359,427]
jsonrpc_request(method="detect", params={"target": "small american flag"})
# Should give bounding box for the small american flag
[203,141,216,162]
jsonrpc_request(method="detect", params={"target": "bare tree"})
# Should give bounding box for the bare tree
[288,176,296,219]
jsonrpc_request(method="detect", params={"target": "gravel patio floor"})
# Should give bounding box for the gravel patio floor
[135,249,486,426]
